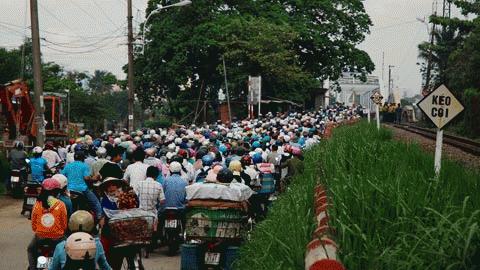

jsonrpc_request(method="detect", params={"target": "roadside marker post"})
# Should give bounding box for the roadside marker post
[417,85,464,176]
[370,91,383,130]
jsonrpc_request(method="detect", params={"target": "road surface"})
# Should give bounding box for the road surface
[0,196,180,270]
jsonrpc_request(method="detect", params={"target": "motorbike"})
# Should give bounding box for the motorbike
[34,238,62,270]
[21,181,42,218]
[162,207,184,256]
[10,168,27,198]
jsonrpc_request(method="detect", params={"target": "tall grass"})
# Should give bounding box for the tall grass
[234,147,321,270]
[235,122,480,269]
[319,122,480,269]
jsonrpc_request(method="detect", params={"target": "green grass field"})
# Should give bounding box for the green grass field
[235,122,480,270]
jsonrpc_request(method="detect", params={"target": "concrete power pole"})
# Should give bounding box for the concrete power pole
[30,0,45,146]
[127,0,135,132]
[388,65,395,103]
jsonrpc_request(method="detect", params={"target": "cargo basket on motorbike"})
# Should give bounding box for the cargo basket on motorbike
[104,208,156,247]
[186,205,247,241]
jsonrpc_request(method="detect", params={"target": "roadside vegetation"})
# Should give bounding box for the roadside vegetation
[236,122,480,269]
[234,147,320,269]
[319,122,480,269]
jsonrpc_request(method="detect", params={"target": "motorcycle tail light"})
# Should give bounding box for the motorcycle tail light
[207,243,216,250]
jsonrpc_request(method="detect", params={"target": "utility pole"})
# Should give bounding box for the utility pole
[30,0,45,146]
[127,0,135,132]
[222,56,232,124]
[388,65,395,103]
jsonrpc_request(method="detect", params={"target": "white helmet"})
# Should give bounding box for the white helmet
[65,232,96,260]
[33,146,43,154]
[113,138,122,145]
[149,129,156,135]
[96,147,107,158]
[174,138,182,145]
[52,174,68,189]
[169,161,182,173]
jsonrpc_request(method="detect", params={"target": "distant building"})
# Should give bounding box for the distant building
[334,72,382,108]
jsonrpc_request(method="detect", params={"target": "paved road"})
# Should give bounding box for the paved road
[0,196,180,270]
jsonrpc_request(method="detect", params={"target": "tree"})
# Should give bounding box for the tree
[134,0,374,119]
[88,70,117,93]
[418,0,480,91]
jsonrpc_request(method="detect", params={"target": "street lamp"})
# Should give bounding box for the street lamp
[141,0,192,53]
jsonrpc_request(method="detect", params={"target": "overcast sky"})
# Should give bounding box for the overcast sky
[1,0,449,97]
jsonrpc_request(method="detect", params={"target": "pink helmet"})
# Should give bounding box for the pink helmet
[42,178,62,191]
[291,147,302,156]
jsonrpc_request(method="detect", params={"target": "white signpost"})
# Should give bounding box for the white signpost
[370,91,383,130]
[417,85,464,175]
[248,76,262,118]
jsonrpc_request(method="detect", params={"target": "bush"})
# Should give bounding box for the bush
[463,88,480,138]
[144,117,172,129]
[318,122,480,269]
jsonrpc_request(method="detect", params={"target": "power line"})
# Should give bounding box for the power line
[37,2,79,34]
[91,0,122,28]
[41,34,124,49]
[41,43,122,54]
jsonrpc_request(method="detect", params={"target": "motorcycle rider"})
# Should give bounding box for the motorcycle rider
[61,151,103,223]
[132,166,165,251]
[52,174,73,218]
[42,142,62,170]
[8,141,28,190]
[49,210,111,270]
[57,232,98,270]
[27,178,68,270]
[30,146,49,183]
[99,146,124,180]
[163,161,187,212]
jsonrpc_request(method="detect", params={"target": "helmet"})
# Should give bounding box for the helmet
[252,153,263,164]
[68,210,95,233]
[52,174,68,189]
[96,147,107,158]
[78,130,86,136]
[177,149,188,159]
[65,232,96,260]
[240,155,252,166]
[169,161,182,173]
[201,154,214,167]
[229,160,242,173]
[33,146,43,154]
[42,178,61,191]
[217,168,234,183]
[291,147,302,156]
[218,144,227,154]
[252,141,261,149]
[145,147,157,157]
[14,141,24,149]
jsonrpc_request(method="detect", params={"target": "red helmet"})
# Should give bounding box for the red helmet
[178,149,188,159]
[42,178,62,191]
[241,155,252,166]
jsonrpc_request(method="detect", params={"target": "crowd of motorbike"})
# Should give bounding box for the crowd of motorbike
[3,108,359,270]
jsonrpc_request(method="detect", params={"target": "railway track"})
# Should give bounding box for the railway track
[390,123,480,156]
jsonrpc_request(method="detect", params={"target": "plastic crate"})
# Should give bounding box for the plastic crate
[224,246,240,270]
[181,244,199,270]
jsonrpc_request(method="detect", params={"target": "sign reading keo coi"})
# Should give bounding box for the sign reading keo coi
[418,85,464,129]
[417,84,465,175]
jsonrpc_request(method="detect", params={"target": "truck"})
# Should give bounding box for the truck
[0,79,68,148]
